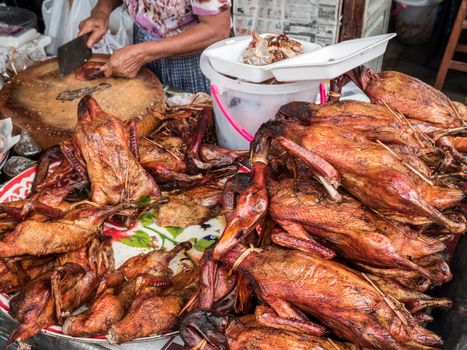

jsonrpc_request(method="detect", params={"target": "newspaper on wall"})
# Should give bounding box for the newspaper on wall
[233,0,341,46]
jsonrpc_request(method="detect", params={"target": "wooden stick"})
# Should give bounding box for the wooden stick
[380,99,428,148]
[376,140,434,186]
[192,339,207,350]
[361,273,409,326]
[328,338,343,350]
[142,136,183,161]
[448,98,466,126]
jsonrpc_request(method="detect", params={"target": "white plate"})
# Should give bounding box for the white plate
[203,34,321,83]
[269,33,397,82]
[203,33,396,83]
[0,164,228,344]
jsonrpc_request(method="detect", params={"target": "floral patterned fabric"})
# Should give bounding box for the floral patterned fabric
[123,0,231,38]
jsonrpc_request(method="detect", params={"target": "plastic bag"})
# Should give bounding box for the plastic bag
[42,0,133,56]
[42,0,70,55]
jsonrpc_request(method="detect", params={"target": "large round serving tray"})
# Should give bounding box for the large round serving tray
[0,163,227,344]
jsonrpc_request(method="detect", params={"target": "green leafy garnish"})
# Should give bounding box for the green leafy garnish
[138,211,154,226]
[194,237,216,251]
[165,226,184,239]
[137,196,152,207]
[120,230,151,248]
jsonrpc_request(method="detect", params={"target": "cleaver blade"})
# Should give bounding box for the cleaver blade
[57,34,92,76]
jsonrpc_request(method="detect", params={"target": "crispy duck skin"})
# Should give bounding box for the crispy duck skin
[0,256,57,293]
[358,254,452,293]
[74,95,160,205]
[180,309,359,350]
[75,61,105,81]
[52,237,114,321]
[7,273,56,346]
[63,243,191,337]
[335,66,466,128]
[273,122,465,232]
[268,178,450,282]
[0,214,17,234]
[99,241,192,290]
[138,136,188,181]
[0,182,80,220]
[0,204,131,257]
[366,273,452,314]
[7,238,113,345]
[20,256,57,280]
[217,245,443,350]
[106,267,198,344]
[158,183,223,228]
[199,144,248,169]
[0,259,29,293]
[277,100,426,148]
[62,283,134,337]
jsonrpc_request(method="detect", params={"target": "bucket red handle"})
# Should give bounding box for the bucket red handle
[210,83,327,142]
[210,84,254,142]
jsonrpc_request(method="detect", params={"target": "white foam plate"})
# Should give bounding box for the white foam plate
[269,33,397,82]
[203,34,321,83]
[203,33,396,83]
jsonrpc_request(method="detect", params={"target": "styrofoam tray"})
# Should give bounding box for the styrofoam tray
[203,33,396,83]
[203,34,321,83]
[269,33,396,81]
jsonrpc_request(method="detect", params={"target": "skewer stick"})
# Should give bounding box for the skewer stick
[433,126,467,141]
[328,339,343,350]
[436,172,467,179]
[395,107,436,147]
[69,200,100,210]
[191,338,207,350]
[376,140,434,186]
[448,99,466,126]
[361,273,409,326]
[380,99,428,148]
[142,136,183,161]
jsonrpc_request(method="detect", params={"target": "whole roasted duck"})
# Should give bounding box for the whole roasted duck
[277,100,427,148]
[0,203,132,257]
[268,178,451,283]
[215,244,443,350]
[107,266,198,344]
[7,236,113,345]
[181,308,359,350]
[330,66,466,128]
[63,242,192,338]
[71,95,161,205]
[258,121,464,232]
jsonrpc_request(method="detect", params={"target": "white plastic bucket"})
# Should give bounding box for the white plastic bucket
[200,54,320,150]
[395,0,443,45]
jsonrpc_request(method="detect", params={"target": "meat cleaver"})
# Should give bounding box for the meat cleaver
[57,33,92,75]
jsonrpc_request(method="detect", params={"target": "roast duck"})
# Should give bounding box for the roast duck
[0,63,465,349]
[180,67,465,350]
[0,89,246,346]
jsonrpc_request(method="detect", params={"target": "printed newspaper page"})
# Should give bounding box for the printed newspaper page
[233,0,341,45]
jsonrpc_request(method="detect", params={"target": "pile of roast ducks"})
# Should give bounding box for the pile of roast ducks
[0,63,465,349]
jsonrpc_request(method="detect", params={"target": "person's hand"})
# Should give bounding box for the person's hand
[100,44,150,78]
[78,10,109,48]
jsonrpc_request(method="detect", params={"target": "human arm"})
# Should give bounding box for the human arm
[100,9,231,78]
[78,0,123,48]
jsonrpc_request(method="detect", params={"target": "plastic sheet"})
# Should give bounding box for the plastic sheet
[42,0,134,56]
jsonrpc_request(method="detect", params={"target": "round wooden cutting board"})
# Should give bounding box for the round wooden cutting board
[0,54,165,149]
